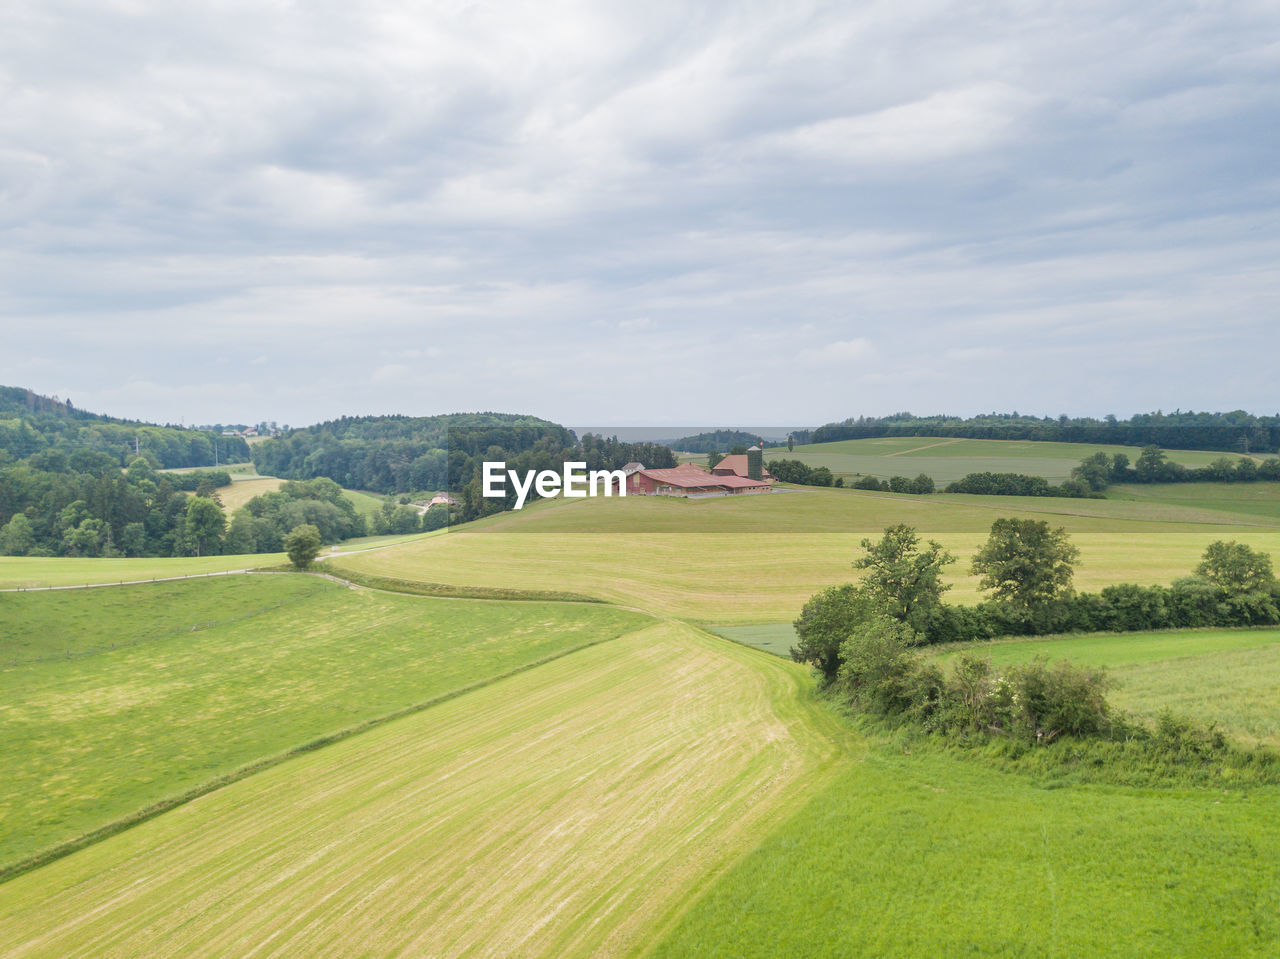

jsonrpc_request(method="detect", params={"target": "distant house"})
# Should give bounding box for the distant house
[427,494,457,508]
[627,461,772,497]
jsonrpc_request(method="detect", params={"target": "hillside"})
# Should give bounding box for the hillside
[798,409,1280,453]
[0,386,248,468]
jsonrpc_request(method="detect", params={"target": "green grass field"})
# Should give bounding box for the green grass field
[767,436,1243,484]
[933,628,1280,748]
[330,487,1280,621]
[5,457,1280,956]
[0,623,844,958]
[0,575,649,871]
[0,553,281,588]
[650,744,1280,958]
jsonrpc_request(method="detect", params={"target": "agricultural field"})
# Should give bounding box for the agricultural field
[0,575,649,871]
[0,553,278,589]
[330,484,1280,621]
[5,455,1280,957]
[767,435,1242,485]
[650,743,1280,958]
[214,474,284,510]
[0,622,842,957]
[933,628,1280,748]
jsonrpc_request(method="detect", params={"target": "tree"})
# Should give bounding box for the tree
[787,434,795,452]
[791,584,874,685]
[284,523,323,569]
[183,495,226,557]
[0,514,35,556]
[853,524,954,634]
[1196,541,1275,596]
[971,518,1080,611]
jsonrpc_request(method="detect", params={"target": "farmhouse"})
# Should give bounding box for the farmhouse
[627,461,773,497]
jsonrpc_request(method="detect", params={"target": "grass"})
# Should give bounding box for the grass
[214,475,283,510]
[0,553,281,588]
[649,740,1280,958]
[766,436,1234,484]
[0,623,845,959]
[0,574,650,872]
[6,460,1280,956]
[330,489,1280,622]
[341,486,388,518]
[1108,481,1280,522]
[932,627,1280,749]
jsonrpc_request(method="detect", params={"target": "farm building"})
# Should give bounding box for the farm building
[710,446,773,482]
[627,461,773,497]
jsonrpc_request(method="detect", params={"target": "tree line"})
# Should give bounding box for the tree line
[797,409,1280,454]
[0,386,248,468]
[791,521,1279,762]
[794,521,1279,660]
[253,415,676,519]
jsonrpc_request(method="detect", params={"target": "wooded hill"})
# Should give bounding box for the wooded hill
[796,410,1280,454]
[250,415,676,511]
[0,386,248,469]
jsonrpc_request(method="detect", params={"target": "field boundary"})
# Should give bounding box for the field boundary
[0,623,649,887]
[324,564,607,603]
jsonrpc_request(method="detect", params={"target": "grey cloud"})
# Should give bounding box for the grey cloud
[1,0,1278,425]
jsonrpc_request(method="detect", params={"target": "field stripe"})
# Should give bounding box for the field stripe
[0,623,843,958]
[883,438,965,457]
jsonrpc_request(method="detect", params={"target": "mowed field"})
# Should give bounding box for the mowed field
[328,482,1280,622]
[0,622,844,958]
[6,440,1280,956]
[767,435,1241,484]
[0,576,649,870]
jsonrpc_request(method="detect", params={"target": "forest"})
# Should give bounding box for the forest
[799,410,1280,453]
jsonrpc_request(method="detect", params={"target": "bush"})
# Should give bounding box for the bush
[835,616,921,716]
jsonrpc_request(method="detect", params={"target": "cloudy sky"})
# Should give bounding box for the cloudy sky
[2,1,1277,428]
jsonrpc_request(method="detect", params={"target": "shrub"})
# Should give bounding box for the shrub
[836,616,921,716]
[1000,659,1112,743]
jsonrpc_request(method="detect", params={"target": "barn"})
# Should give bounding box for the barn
[627,461,773,497]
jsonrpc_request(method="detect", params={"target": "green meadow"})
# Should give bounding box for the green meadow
[331,483,1280,621]
[768,435,1243,484]
[4,436,1280,956]
[933,628,1280,748]
[0,575,649,871]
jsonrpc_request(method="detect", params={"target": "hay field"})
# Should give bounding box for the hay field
[0,575,649,870]
[0,623,843,959]
[330,488,1280,622]
[769,436,1242,484]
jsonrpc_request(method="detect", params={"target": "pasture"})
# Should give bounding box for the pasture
[768,435,1241,484]
[0,554,279,588]
[933,628,1280,748]
[0,575,649,871]
[331,486,1280,622]
[650,744,1280,958]
[5,455,1280,957]
[0,623,843,958]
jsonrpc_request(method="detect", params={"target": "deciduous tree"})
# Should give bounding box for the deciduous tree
[971,518,1079,611]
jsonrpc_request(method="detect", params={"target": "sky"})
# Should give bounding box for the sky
[2,0,1277,429]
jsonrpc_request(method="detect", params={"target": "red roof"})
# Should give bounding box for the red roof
[709,474,772,489]
[709,454,774,480]
[634,465,771,490]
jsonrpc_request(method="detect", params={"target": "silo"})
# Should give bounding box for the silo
[747,444,763,481]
